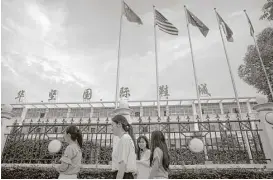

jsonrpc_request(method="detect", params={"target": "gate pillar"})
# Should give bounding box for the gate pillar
[253,102,273,169]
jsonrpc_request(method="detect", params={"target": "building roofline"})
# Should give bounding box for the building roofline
[4,97,256,108]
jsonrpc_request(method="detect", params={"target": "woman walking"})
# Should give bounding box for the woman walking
[149,131,170,179]
[55,125,83,179]
[111,115,137,179]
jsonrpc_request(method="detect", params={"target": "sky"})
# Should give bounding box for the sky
[1,0,272,104]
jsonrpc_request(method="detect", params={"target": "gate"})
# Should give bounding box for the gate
[1,114,268,165]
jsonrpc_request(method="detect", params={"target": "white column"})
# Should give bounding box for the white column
[1,104,15,153]
[192,102,197,115]
[246,101,252,113]
[89,106,93,118]
[192,101,198,131]
[20,107,28,122]
[253,103,273,169]
[166,105,169,116]
[140,106,143,117]
[67,108,71,119]
[219,101,224,114]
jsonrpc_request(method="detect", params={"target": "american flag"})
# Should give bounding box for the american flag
[154,9,178,35]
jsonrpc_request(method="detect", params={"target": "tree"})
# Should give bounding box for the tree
[260,0,273,21]
[238,27,273,102]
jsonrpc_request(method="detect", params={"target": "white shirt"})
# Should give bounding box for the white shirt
[136,149,151,179]
[112,134,137,173]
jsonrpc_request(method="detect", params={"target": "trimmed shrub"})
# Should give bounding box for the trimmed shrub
[1,167,273,179]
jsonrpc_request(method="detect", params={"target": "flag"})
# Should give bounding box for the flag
[122,1,143,25]
[154,9,179,35]
[185,9,209,37]
[244,10,254,37]
[216,12,234,42]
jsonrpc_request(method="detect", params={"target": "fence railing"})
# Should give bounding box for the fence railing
[1,113,268,165]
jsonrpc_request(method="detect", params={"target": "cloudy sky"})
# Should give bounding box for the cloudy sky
[1,0,271,104]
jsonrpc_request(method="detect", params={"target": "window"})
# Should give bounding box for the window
[143,107,157,117]
[53,127,58,133]
[232,108,239,113]
[91,128,96,133]
[164,111,167,116]
[135,112,140,117]
[199,103,221,115]
[92,108,100,118]
[11,108,23,117]
[143,126,148,133]
[169,105,193,116]
[40,113,45,118]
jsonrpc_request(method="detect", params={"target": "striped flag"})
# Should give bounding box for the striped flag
[216,12,234,42]
[185,9,209,37]
[154,9,179,35]
[123,1,143,25]
[244,10,254,37]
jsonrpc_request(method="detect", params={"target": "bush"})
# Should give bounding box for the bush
[2,139,265,165]
[1,139,112,165]
[1,167,273,179]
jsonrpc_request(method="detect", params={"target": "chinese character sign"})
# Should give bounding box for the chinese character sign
[159,85,170,99]
[120,87,130,98]
[15,90,25,102]
[198,83,211,97]
[48,89,58,101]
[83,88,92,101]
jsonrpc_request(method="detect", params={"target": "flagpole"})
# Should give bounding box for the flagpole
[153,5,161,118]
[183,6,204,122]
[214,8,253,163]
[184,6,209,161]
[115,0,124,108]
[244,10,273,101]
[252,34,273,100]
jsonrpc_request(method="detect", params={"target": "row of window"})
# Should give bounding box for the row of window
[13,102,255,119]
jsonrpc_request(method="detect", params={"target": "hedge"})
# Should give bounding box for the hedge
[1,167,273,179]
[2,139,266,165]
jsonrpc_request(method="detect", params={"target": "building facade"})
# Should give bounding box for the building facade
[8,97,257,122]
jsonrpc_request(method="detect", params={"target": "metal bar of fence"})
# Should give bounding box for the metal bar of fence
[207,116,214,162]
[5,119,261,128]
[238,118,250,163]
[1,117,268,165]
[256,124,267,163]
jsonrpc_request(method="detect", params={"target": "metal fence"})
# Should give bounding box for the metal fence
[1,113,268,165]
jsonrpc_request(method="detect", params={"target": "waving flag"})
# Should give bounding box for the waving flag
[122,1,143,25]
[185,8,209,37]
[216,12,234,42]
[154,9,178,35]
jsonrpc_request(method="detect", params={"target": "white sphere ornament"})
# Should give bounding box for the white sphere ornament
[48,139,62,153]
[256,95,268,104]
[188,138,204,153]
[265,112,273,125]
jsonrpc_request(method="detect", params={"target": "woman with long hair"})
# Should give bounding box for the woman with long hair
[149,131,170,179]
[136,135,151,179]
[111,115,137,179]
